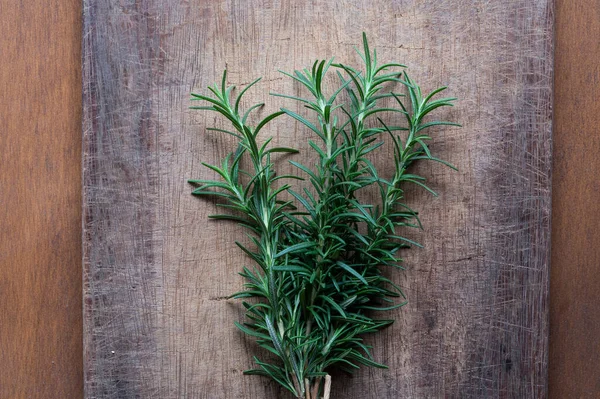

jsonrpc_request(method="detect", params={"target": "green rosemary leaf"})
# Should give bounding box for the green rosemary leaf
[271,265,311,273]
[336,261,368,285]
[320,295,347,318]
[416,120,462,133]
[386,235,423,248]
[252,359,298,396]
[347,351,388,369]
[404,179,438,196]
[422,85,448,103]
[240,102,264,125]
[281,108,324,139]
[235,77,262,114]
[269,92,312,104]
[243,368,270,377]
[234,321,270,340]
[254,111,285,137]
[275,242,314,258]
[357,300,408,311]
[266,147,300,154]
[287,189,316,216]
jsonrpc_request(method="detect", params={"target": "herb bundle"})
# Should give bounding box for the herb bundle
[189,34,458,399]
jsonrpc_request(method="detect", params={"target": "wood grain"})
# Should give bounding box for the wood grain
[83,1,553,397]
[550,1,600,398]
[0,1,83,398]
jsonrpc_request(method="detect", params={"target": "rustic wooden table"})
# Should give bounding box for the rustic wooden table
[0,1,598,398]
[82,1,552,398]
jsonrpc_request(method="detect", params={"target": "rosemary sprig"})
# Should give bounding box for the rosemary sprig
[189,33,459,398]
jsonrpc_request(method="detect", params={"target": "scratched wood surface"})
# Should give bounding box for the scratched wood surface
[83,1,553,398]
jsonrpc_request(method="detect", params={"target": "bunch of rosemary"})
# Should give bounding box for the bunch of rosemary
[189,34,458,399]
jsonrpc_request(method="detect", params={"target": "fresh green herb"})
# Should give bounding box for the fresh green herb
[189,33,458,399]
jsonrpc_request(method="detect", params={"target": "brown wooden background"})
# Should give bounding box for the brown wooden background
[0,1,598,398]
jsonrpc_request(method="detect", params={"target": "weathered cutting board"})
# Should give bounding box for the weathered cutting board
[83,1,553,397]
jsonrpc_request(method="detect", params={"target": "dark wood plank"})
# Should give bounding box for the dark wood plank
[83,1,553,397]
[550,1,600,398]
[0,1,83,398]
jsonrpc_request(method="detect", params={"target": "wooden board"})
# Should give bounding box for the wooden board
[83,1,553,397]
[550,1,600,397]
[0,1,83,398]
